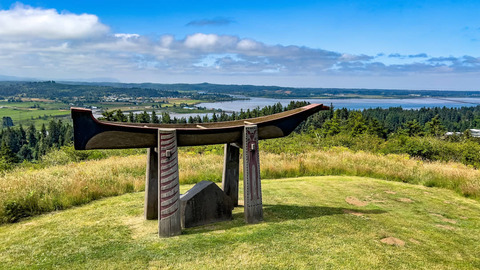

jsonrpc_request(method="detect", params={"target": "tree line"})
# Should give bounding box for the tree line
[99,101,306,124]
[0,81,234,102]
[299,105,480,136]
[2,102,480,169]
[0,120,72,168]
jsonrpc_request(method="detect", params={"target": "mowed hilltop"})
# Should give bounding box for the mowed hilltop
[0,149,480,269]
[1,175,479,269]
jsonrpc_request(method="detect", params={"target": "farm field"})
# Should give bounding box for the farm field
[0,107,71,128]
[0,176,479,269]
[0,98,211,128]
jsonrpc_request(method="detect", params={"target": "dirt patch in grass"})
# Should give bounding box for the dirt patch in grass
[380,237,405,246]
[409,238,421,245]
[436,224,456,230]
[430,213,457,224]
[442,218,457,224]
[398,198,414,203]
[345,196,368,207]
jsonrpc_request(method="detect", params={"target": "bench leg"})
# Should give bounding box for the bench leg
[222,143,239,207]
[158,129,181,237]
[243,125,263,223]
[144,147,158,220]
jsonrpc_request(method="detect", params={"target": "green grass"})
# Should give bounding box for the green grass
[0,107,71,128]
[0,98,207,128]
[0,101,67,110]
[3,147,480,225]
[1,176,479,269]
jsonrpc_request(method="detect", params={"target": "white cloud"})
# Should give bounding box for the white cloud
[114,33,140,40]
[184,33,219,49]
[0,4,478,89]
[183,33,238,50]
[237,39,262,51]
[0,4,108,40]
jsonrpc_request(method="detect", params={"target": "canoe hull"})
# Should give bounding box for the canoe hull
[71,104,328,150]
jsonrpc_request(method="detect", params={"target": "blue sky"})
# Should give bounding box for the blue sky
[0,0,479,90]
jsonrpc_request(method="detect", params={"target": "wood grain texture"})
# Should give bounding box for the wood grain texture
[71,104,328,149]
[144,147,158,220]
[243,125,263,223]
[222,143,240,207]
[158,129,181,237]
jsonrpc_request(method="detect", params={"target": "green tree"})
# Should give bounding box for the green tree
[367,118,387,138]
[161,112,171,124]
[128,112,135,122]
[27,124,37,148]
[425,115,445,137]
[101,110,115,121]
[137,111,150,123]
[402,120,424,137]
[114,110,127,122]
[2,116,14,128]
[322,111,341,137]
[346,111,367,137]
[151,111,159,123]
[0,142,19,164]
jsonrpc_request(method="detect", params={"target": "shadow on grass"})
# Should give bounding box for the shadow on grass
[184,204,387,235]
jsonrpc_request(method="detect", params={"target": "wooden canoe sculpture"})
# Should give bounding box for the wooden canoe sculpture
[71,103,329,237]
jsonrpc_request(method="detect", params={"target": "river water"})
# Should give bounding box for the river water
[196,97,480,111]
[95,97,480,119]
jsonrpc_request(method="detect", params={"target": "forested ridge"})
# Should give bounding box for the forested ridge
[71,81,480,98]
[0,81,233,102]
[3,81,480,99]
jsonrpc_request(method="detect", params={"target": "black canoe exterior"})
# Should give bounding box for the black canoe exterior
[71,103,329,150]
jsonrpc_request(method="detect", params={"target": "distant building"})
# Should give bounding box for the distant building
[445,129,480,138]
[445,132,462,136]
[469,129,480,137]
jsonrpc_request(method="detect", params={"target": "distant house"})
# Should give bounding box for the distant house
[445,132,462,136]
[445,129,480,138]
[469,129,480,137]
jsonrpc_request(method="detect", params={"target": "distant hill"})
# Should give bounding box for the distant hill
[1,80,480,99]
[63,81,480,99]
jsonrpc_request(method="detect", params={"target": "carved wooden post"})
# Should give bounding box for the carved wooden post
[222,143,240,207]
[243,125,263,223]
[158,129,181,237]
[144,147,158,220]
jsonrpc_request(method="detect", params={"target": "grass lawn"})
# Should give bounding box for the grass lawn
[0,176,479,269]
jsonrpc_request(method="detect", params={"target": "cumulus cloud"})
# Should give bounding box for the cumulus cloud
[0,4,109,40]
[0,4,479,85]
[186,17,235,26]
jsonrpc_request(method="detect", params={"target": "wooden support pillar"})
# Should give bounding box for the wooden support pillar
[243,125,263,223]
[158,129,181,237]
[144,147,158,220]
[222,143,240,207]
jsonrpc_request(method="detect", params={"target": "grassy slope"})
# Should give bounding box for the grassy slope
[2,149,480,224]
[1,176,479,269]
